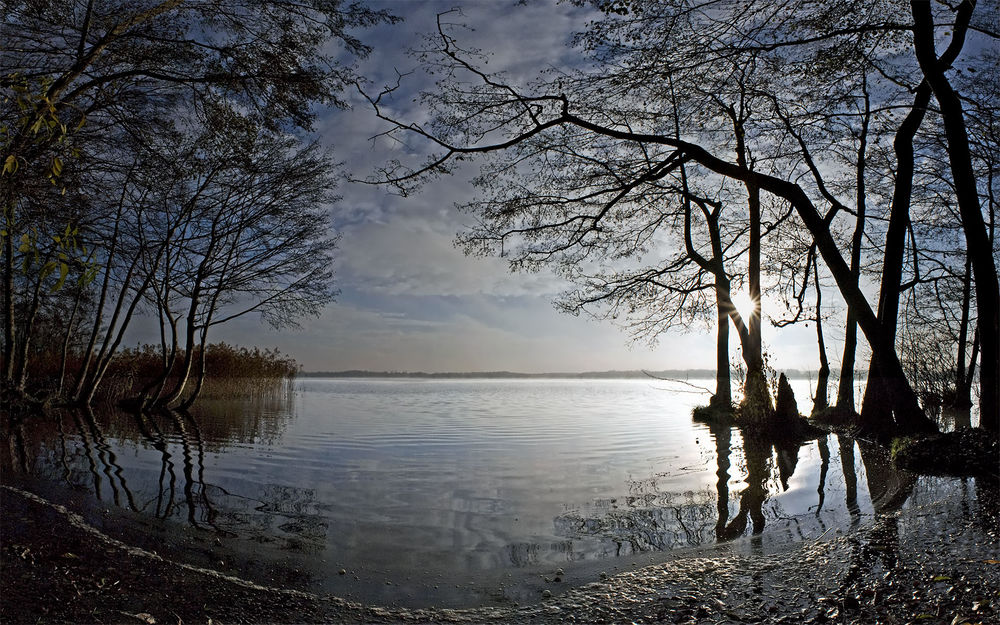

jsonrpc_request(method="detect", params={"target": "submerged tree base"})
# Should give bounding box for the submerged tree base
[692,400,735,425]
[811,405,861,426]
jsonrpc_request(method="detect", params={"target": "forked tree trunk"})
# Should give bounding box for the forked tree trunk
[860,77,932,437]
[911,0,1000,433]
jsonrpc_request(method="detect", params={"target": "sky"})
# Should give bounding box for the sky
[198,0,832,374]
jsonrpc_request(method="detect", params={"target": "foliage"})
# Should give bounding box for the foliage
[2,0,395,405]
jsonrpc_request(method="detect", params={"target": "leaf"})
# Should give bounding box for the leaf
[52,262,69,291]
[2,155,16,174]
[933,575,952,582]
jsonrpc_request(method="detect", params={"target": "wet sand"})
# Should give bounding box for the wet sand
[2,478,998,624]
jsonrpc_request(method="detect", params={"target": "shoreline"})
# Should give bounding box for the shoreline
[3,479,998,624]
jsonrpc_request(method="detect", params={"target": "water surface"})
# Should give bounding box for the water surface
[2,378,970,607]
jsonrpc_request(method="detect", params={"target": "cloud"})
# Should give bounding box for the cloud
[226,291,716,373]
[188,1,845,375]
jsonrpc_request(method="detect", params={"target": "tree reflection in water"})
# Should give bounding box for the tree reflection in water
[553,421,859,552]
[1,393,293,529]
[4,390,987,587]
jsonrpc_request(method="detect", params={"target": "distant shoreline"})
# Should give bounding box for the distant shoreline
[300,369,865,380]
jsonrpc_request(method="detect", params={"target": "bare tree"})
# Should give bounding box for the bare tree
[365,2,983,437]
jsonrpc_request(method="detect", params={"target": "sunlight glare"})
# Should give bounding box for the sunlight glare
[731,290,757,320]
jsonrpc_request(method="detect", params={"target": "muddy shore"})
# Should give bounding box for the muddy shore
[2,477,998,625]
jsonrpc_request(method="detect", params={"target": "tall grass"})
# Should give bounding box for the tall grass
[94,342,299,402]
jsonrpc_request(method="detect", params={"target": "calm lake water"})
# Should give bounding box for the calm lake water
[1,377,974,607]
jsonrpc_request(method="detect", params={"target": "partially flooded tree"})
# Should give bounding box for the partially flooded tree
[365,1,1000,436]
[145,121,338,410]
[2,0,395,403]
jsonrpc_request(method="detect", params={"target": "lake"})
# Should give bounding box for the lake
[0,377,970,608]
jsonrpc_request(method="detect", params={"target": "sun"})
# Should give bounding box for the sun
[731,290,757,320]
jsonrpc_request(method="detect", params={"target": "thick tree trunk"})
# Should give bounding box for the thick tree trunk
[140,307,179,409]
[159,298,198,407]
[859,78,932,437]
[911,0,999,433]
[178,329,210,410]
[733,111,770,424]
[740,181,772,424]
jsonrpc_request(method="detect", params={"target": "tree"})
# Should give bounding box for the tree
[365,1,994,436]
[910,0,999,433]
[144,120,339,409]
[2,0,395,403]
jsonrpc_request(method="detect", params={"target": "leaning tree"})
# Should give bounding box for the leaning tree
[2,0,396,403]
[364,0,998,437]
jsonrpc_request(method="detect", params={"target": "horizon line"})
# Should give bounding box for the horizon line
[299,368,863,380]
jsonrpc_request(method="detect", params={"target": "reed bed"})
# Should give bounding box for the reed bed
[27,343,300,403]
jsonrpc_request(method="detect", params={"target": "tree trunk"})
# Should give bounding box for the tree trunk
[712,295,732,408]
[739,181,771,424]
[57,288,84,396]
[159,296,198,407]
[837,78,870,412]
[952,254,974,409]
[178,328,210,410]
[79,276,155,405]
[71,200,123,402]
[732,110,770,424]
[859,77,932,437]
[13,256,49,392]
[911,0,999,433]
[812,255,830,413]
[3,199,16,389]
[140,304,179,410]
